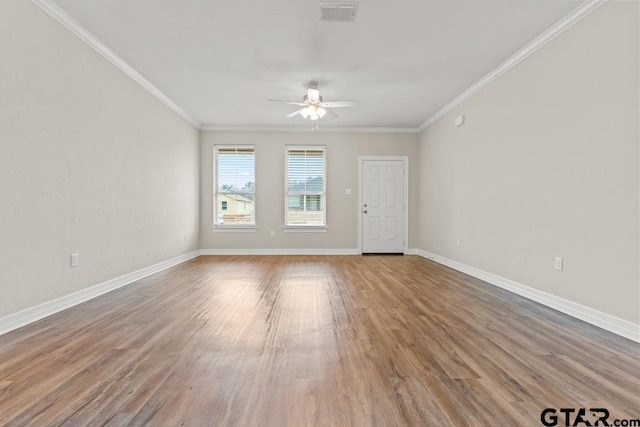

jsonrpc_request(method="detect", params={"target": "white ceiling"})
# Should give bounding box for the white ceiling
[49,0,583,131]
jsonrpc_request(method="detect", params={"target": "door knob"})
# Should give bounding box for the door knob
[364,203,368,207]
[363,210,368,214]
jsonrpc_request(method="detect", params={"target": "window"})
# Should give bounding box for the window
[214,146,255,227]
[285,146,326,227]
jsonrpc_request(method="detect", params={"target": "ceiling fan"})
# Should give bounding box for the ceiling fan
[268,81,358,126]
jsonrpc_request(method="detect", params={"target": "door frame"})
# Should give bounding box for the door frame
[357,156,409,255]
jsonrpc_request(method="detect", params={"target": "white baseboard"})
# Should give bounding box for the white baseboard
[199,248,359,256]
[7,248,635,343]
[0,250,200,337]
[200,248,420,256]
[200,249,422,256]
[416,250,640,343]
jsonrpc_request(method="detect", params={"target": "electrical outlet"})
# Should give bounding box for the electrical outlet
[71,253,79,267]
[456,237,461,247]
[270,230,275,238]
[554,257,563,271]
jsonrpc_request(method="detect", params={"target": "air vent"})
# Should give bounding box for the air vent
[319,2,359,22]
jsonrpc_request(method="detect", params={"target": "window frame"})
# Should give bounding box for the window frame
[283,145,327,231]
[213,144,257,231]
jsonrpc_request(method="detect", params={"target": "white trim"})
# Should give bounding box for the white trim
[31,0,201,129]
[199,248,358,255]
[417,0,608,132]
[214,144,257,150]
[201,125,419,134]
[284,145,327,151]
[416,250,640,343]
[211,227,257,233]
[283,226,328,233]
[357,156,410,255]
[31,0,606,134]
[0,251,200,337]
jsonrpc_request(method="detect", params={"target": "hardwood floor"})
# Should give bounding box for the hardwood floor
[0,255,638,426]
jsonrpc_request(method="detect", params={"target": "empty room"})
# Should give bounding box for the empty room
[1,0,638,425]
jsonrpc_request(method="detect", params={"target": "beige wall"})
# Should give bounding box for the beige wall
[418,1,639,324]
[0,1,200,317]
[200,131,419,250]
[3,0,636,335]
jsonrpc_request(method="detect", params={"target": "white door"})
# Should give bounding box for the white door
[362,160,405,253]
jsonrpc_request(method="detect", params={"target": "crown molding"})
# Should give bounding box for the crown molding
[200,125,419,134]
[417,0,608,132]
[32,0,201,129]
[32,0,606,134]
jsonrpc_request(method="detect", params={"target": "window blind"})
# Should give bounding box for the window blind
[285,146,326,226]
[214,146,255,226]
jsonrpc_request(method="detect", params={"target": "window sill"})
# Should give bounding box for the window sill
[211,226,257,233]
[283,226,328,233]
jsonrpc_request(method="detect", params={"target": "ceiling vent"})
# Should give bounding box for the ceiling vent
[319,2,359,22]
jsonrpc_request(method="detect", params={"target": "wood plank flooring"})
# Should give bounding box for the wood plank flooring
[0,255,638,426]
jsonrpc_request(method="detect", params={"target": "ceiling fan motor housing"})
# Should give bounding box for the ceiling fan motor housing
[304,94,322,104]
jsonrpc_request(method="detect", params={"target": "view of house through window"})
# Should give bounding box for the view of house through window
[214,146,255,226]
[285,146,326,226]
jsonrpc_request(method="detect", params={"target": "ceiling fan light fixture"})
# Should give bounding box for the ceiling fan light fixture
[268,81,357,123]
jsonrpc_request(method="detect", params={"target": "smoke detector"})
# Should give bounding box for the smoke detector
[319,2,359,22]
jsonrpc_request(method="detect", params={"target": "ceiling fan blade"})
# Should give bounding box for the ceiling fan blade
[267,99,307,106]
[286,108,306,118]
[320,100,358,108]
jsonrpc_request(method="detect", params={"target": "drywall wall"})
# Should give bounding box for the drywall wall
[200,131,419,251]
[418,1,639,325]
[0,0,200,318]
